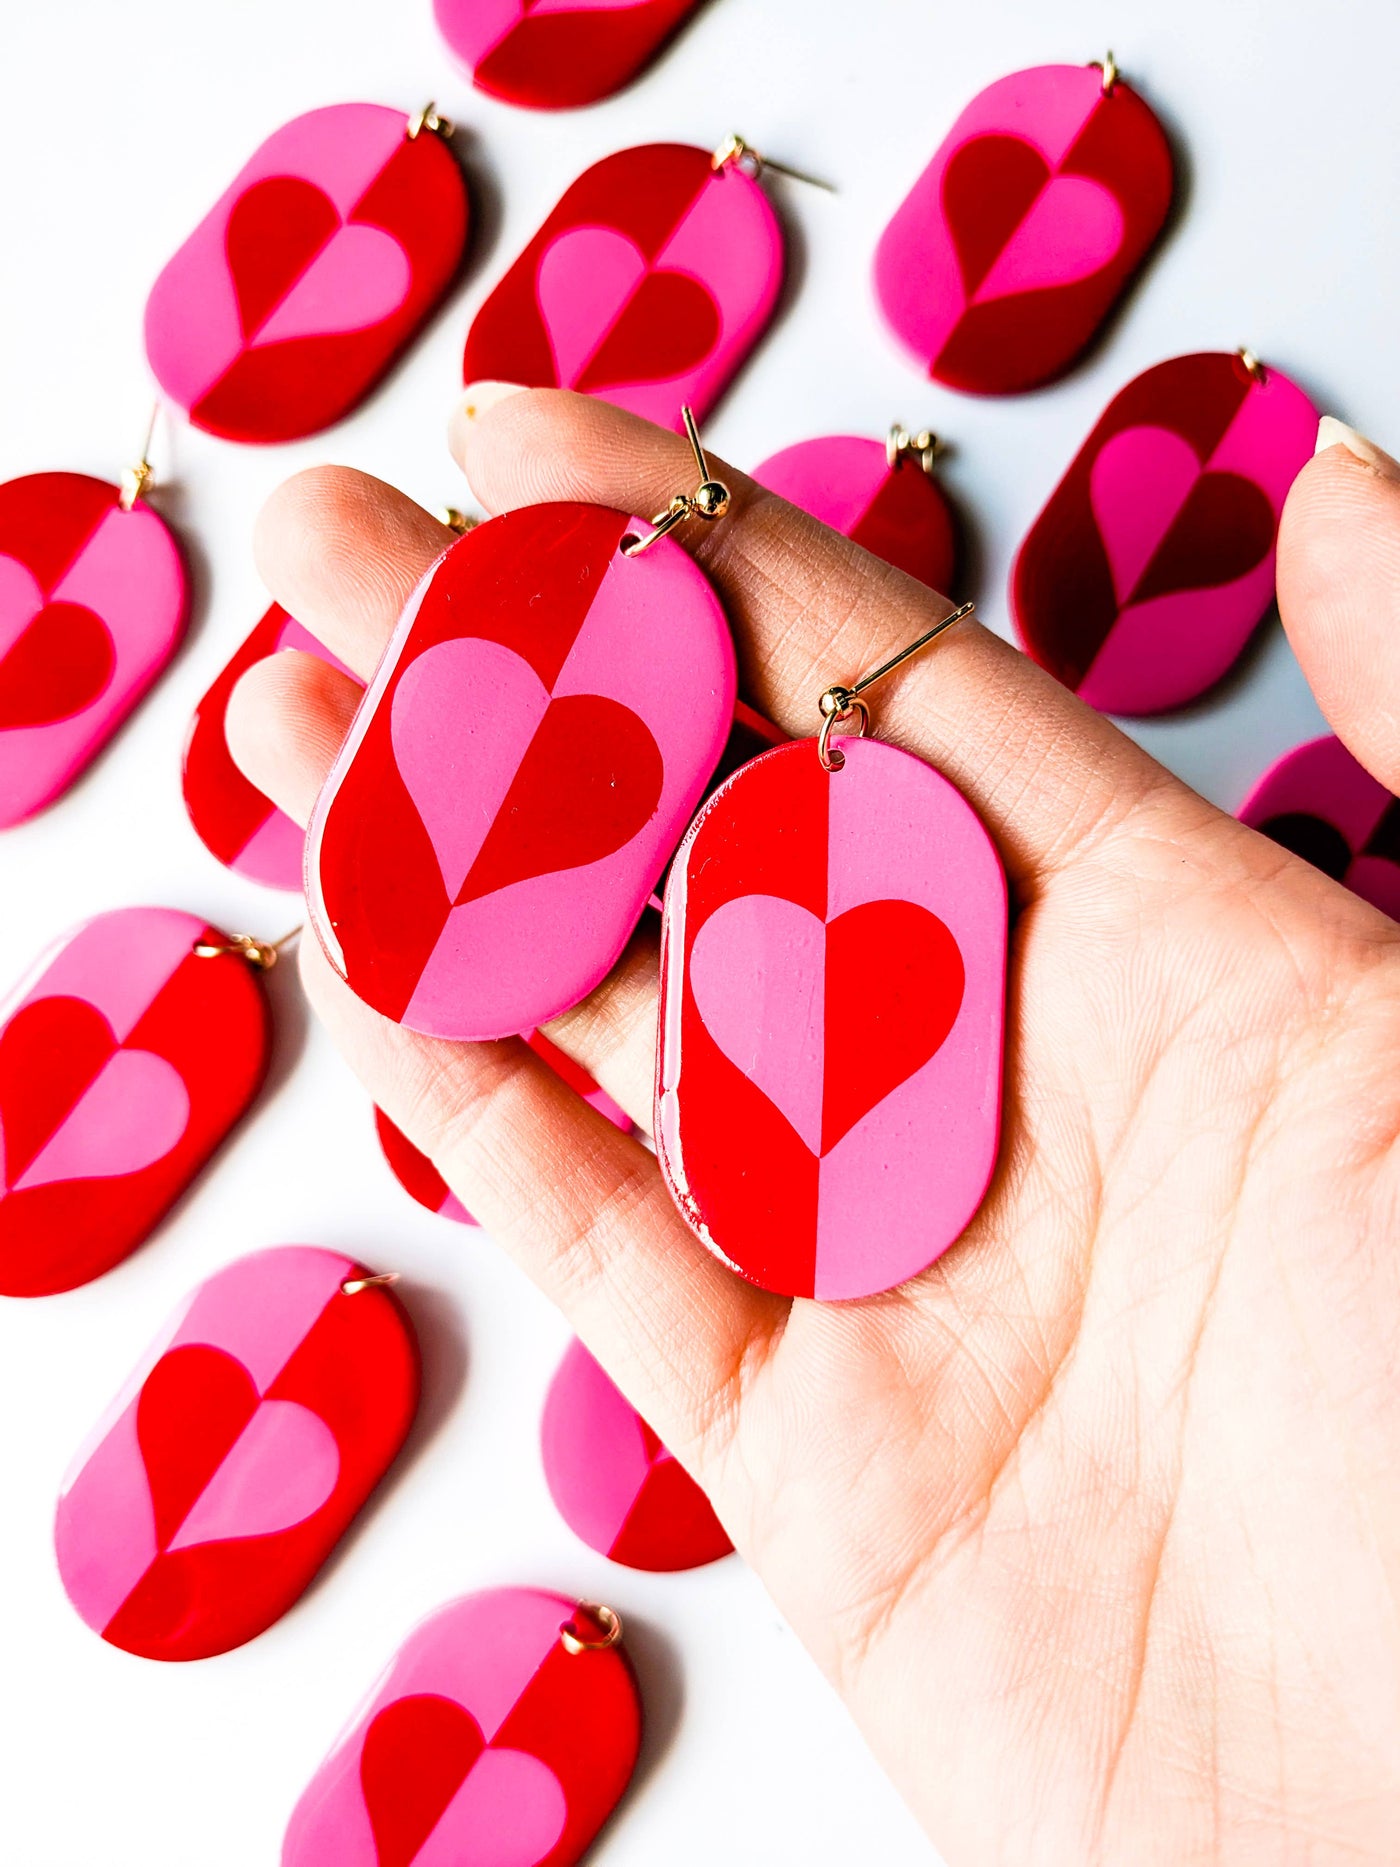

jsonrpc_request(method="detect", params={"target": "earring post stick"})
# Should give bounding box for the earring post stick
[845,601,976,702]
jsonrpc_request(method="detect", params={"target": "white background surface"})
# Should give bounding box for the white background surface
[2,2,1398,1863]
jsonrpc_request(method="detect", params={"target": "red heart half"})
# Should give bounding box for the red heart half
[0,600,115,729]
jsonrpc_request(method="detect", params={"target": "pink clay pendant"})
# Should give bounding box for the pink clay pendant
[435,0,702,110]
[282,1588,642,1865]
[1240,735,1400,920]
[658,630,1006,1300]
[875,58,1174,394]
[307,481,736,1040]
[0,470,188,827]
[754,427,959,591]
[462,138,786,430]
[1012,350,1317,714]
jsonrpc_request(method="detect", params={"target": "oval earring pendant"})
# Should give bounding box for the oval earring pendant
[435,0,702,110]
[145,104,469,442]
[1240,735,1400,918]
[658,737,1006,1300]
[282,1589,642,1865]
[1012,350,1317,714]
[183,603,358,888]
[875,60,1174,394]
[307,504,736,1040]
[0,472,187,827]
[55,1246,418,1660]
[0,907,270,1297]
[462,141,783,430]
[754,431,959,591]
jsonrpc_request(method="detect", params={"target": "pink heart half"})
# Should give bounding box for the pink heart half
[168,1397,340,1550]
[535,225,648,388]
[1089,425,1202,604]
[255,223,413,347]
[11,1047,190,1193]
[412,1746,568,1867]
[974,174,1124,305]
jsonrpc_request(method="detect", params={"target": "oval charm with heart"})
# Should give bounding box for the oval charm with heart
[0,472,188,827]
[1011,350,1318,714]
[435,0,702,110]
[145,104,469,442]
[875,62,1174,395]
[283,1587,642,1865]
[55,1245,419,1660]
[657,736,1006,1300]
[0,906,270,1296]
[1240,734,1400,920]
[307,501,736,1040]
[463,141,782,431]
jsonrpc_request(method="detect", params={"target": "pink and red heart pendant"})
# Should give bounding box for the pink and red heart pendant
[146,104,469,442]
[1012,351,1317,713]
[376,1030,630,1225]
[542,1338,732,1570]
[183,602,358,888]
[307,502,736,1040]
[282,1588,642,1864]
[1240,735,1400,920]
[657,736,1006,1300]
[462,142,782,430]
[0,472,188,826]
[754,433,959,591]
[435,0,701,109]
[875,62,1174,394]
[55,1246,418,1661]
[0,907,270,1297]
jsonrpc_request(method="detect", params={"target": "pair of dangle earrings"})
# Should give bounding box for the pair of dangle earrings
[304,414,1007,1301]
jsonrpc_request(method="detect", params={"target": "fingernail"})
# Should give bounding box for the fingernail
[449,381,528,463]
[1315,415,1400,479]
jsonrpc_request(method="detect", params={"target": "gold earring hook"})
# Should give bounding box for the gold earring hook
[711,134,835,193]
[817,600,976,772]
[559,1603,623,1655]
[407,102,453,140]
[886,424,945,477]
[439,507,478,535]
[119,401,161,512]
[193,926,302,971]
[621,406,731,556]
[1094,50,1119,94]
[341,1270,401,1296]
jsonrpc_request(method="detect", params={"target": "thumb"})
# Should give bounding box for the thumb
[1277,418,1400,791]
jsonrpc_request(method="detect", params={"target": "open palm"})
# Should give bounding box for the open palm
[229,390,1400,1866]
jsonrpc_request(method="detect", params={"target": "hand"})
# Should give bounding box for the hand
[227,390,1400,1866]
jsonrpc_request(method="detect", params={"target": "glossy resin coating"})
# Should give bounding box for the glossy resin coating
[184,603,358,888]
[56,1246,417,1661]
[543,1338,731,1570]
[658,737,1006,1299]
[1012,352,1317,714]
[0,473,188,827]
[754,435,958,591]
[462,142,781,431]
[0,907,269,1297]
[282,1587,642,1864]
[435,0,701,109]
[308,503,736,1040]
[875,63,1174,394]
[377,1030,630,1225]
[146,104,468,443]
[1240,735,1400,918]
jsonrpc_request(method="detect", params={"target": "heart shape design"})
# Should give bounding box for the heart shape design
[0,556,114,729]
[136,1343,339,1554]
[535,225,721,391]
[0,996,189,1193]
[1090,425,1277,608]
[391,636,664,905]
[362,1694,568,1867]
[942,133,1124,304]
[689,894,965,1154]
[225,175,412,347]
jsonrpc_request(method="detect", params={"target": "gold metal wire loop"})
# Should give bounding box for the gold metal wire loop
[621,407,730,556]
[886,424,943,476]
[710,134,835,193]
[816,601,976,772]
[1095,50,1119,94]
[559,1604,623,1655]
[407,102,453,140]
[440,507,478,535]
[119,402,161,512]
[341,1271,401,1296]
[1236,345,1268,386]
[193,927,301,971]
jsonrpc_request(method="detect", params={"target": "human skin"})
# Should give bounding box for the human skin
[226,388,1400,1865]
